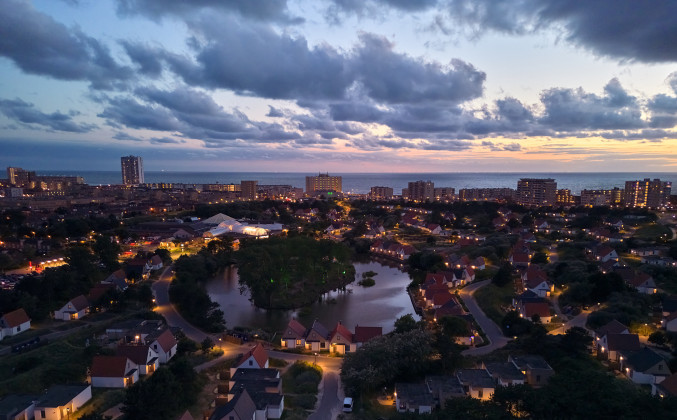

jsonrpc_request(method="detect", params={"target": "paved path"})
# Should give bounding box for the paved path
[458,280,510,356]
[308,372,341,420]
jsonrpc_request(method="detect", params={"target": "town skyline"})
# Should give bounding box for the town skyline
[2,1,677,172]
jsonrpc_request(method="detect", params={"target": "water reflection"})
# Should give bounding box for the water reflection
[206,260,418,334]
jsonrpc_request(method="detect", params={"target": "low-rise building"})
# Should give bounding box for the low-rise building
[509,355,554,387]
[53,295,89,321]
[33,384,92,420]
[90,355,139,388]
[395,383,434,414]
[0,308,31,339]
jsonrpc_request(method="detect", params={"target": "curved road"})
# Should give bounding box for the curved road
[152,266,345,419]
[458,280,511,356]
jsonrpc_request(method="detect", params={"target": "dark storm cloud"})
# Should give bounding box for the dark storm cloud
[150,136,183,144]
[0,98,96,133]
[266,106,285,118]
[116,0,301,24]
[120,41,164,76]
[0,0,132,90]
[441,0,677,62]
[99,97,183,131]
[326,0,439,23]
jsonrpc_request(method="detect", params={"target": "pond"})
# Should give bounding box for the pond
[206,260,419,334]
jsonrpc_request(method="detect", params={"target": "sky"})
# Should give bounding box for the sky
[1,0,677,173]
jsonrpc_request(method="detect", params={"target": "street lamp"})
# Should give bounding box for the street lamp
[66,407,70,420]
[314,352,318,365]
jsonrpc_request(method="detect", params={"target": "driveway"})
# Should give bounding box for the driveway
[459,280,510,356]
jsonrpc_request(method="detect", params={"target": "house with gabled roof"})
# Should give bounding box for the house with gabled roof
[653,372,677,398]
[54,295,89,321]
[354,325,382,348]
[594,319,629,342]
[0,308,31,339]
[509,355,554,387]
[280,319,307,349]
[519,302,552,323]
[304,319,329,352]
[482,362,525,386]
[103,269,128,291]
[0,393,38,420]
[620,347,670,385]
[434,300,466,321]
[456,369,495,400]
[209,388,256,420]
[395,383,434,414]
[627,272,657,294]
[148,328,177,364]
[230,343,269,377]
[33,384,91,420]
[116,344,159,375]
[521,267,554,297]
[145,255,164,271]
[90,355,138,388]
[602,334,640,362]
[662,311,677,332]
[329,321,355,354]
[228,369,284,419]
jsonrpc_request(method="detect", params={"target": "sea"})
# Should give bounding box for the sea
[35,171,677,195]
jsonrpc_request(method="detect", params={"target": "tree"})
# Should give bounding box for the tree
[93,235,121,271]
[201,337,214,352]
[394,314,419,334]
[531,252,548,264]
[649,330,667,346]
[492,263,512,287]
[439,316,471,337]
[154,248,172,265]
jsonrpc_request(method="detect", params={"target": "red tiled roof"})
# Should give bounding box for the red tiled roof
[116,344,153,365]
[330,322,353,343]
[432,291,456,307]
[91,355,131,377]
[69,295,89,311]
[523,302,550,318]
[658,373,677,397]
[354,326,382,343]
[629,273,654,288]
[511,253,530,263]
[88,283,114,302]
[154,329,177,352]
[1,308,30,328]
[283,319,307,339]
[236,343,268,369]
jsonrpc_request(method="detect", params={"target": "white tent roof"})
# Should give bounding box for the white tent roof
[202,213,239,225]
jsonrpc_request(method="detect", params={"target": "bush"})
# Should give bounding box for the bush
[357,278,375,287]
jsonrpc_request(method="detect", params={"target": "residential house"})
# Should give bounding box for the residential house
[519,302,552,323]
[53,295,89,321]
[33,384,92,420]
[653,373,677,398]
[395,383,434,414]
[521,267,554,298]
[663,312,677,332]
[620,347,670,385]
[509,355,554,387]
[145,255,164,271]
[304,319,329,352]
[509,252,531,268]
[602,334,640,362]
[116,344,159,375]
[0,394,38,420]
[482,362,526,386]
[230,343,269,377]
[329,322,355,355]
[425,376,465,408]
[228,369,284,420]
[434,300,466,322]
[353,325,382,348]
[627,273,657,294]
[456,369,495,400]
[148,328,178,364]
[209,388,256,420]
[593,246,618,263]
[593,319,629,343]
[280,319,306,349]
[102,269,128,291]
[90,355,139,388]
[0,308,31,339]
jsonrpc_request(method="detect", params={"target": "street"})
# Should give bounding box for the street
[459,280,511,356]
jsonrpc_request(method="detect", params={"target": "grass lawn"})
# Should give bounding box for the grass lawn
[473,282,514,326]
[633,223,672,241]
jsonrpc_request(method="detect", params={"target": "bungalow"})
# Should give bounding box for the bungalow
[329,322,355,354]
[304,319,329,352]
[653,373,677,398]
[620,347,670,385]
[594,246,618,263]
[209,388,256,420]
[103,269,128,291]
[434,300,466,321]
[353,325,382,348]
[116,344,159,375]
[509,252,531,268]
[33,384,92,420]
[228,369,284,420]
[90,355,139,388]
[521,267,554,298]
[280,319,307,349]
[148,328,178,364]
[395,383,434,414]
[662,312,677,332]
[230,343,269,377]
[53,295,89,321]
[0,308,31,339]
[519,302,552,323]
[594,319,629,343]
[431,291,457,309]
[509,355,554,387]
[456,369,495,400]
[482,362,525,386]
[602,334,640,362]
[425,376,465,407]
[627,273,657,294]
[145,255,164,271]
[0,394,38,420]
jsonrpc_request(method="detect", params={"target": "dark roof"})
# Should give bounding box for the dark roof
[425,375,465,397]
[106,318,145,332]
[624,347,666,372]
[116,344,155,365]
[395,383,434,408]
[484,362,526,381]
[91,356,132,378]
[0,394,39,416]
[663,296,677,314]
[0,308,30,328]
[230,368,280,382]
[69,295,89,311]
[510,355,553,371]
[354,326,382,343]
[595,319,628,337]
[606,334,640,352]
[209,388,256,420]
[456,369,495,388]
[37,384,90,408]
[306,319,329,341]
